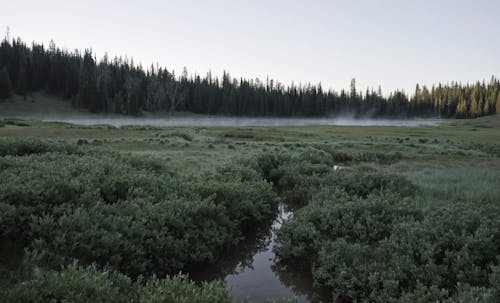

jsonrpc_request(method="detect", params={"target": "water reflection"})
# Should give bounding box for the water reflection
[187,223,271,282]
[188,203,316,302]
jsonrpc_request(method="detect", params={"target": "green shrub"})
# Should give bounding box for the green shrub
[0,138,80,156]
[28,198,234,276]
[0,151,276,277]
[169,131,193,141]
[3,263,229,303]
[275,192,421,265]
[354,151,403,164]
[4,119,31,127]
[275,195,500,302]
[314,145,353,163]
[327,170,417,198]
[240,149,414,206]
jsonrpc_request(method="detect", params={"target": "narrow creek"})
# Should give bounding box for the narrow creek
[190,202,316,302]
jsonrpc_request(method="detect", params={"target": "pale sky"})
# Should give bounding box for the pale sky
[1,0,499,95]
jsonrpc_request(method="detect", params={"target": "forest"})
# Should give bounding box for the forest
[1,36,500,118]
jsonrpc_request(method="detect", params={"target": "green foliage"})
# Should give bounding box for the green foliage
[3,263,229,303]
[1,120,500,302]
[0,66,12,100]
[244,148,414,205]
[0,144,277,277]
[354,151,403,164]
[323,149,353,163]
[168,131,194,141]
[275,191,500,302]
[0,138,79,156]
[1,118,31,127]
[328,170,417,198]
[276,192,421,263]
[4,36,499,117]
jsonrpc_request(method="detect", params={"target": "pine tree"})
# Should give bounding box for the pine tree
[470,87,482,118]
[79,50,99,112]
[0,66,12,100]
[483,97,490,115]
[456,98,467,118]
[16,59,28,100]
[350,78,357,98]
[496,92,500,115]
[0,36,498,118]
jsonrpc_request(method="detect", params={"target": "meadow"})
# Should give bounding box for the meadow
[0,107,499,302]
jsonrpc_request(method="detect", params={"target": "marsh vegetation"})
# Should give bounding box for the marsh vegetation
[0,114,499,302]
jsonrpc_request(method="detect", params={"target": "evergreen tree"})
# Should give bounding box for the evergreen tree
[0,66,12,100]
[16,57,28,100]
[0,36,498,119]
[456,98,467,118]
[350,78,357,98]
[79,50,99,112]
[496,92,500,115]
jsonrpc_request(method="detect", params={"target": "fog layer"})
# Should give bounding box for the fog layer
[37,117,443,127]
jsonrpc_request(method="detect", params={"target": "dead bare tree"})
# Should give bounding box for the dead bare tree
[167,81,186,114]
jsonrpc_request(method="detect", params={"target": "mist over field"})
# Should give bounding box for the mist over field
[38,117,443,127]
[0,94,443,128]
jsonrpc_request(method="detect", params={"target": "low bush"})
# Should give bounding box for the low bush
[28,197,236,276]
[354,151,403,164]
[168,131,193,141]
[0,148,277,277]
[3,262,229,303]
[275,192,421,264]
[314,145,353,163]
[275,192,500,302]
[4,119,31,127]
[77,138,89,145]
[327,170,417,198]
[242,149,414,205]
[0,138,80,156]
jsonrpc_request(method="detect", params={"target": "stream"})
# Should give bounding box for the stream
[189,203,315,302]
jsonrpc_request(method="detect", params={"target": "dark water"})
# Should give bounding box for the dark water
[189,203,315,302]
[39,117,443,127]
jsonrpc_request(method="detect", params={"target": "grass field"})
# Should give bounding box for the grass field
[0,101,499,302]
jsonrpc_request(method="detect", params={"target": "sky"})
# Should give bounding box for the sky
[1,0,499,95]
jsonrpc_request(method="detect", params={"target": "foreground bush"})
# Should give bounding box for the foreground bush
[0,147,277,276]
[275,191,421,264]
[275,190,500,302]
[3,263,229,303]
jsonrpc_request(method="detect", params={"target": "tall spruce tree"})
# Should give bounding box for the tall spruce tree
[496,92,500,115]
[16,57,28,100]
[0,66,12,100]
[79,51,99,112]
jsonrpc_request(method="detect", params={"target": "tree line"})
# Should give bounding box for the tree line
[1,36,499,118]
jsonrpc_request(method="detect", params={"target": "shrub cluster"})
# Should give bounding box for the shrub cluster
[3,262,230,303]
[0,138,80,156]
[260,146,499,302]
[353,151,403,164]
[275,191,500,302]
[244,148,414,205]
[0,140,277,278]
